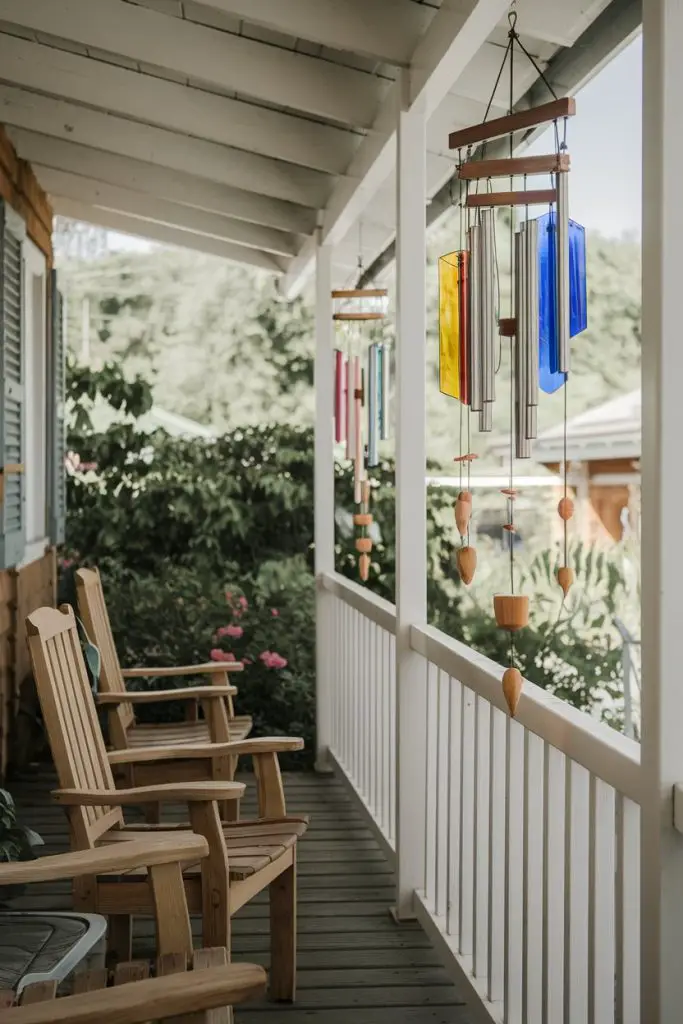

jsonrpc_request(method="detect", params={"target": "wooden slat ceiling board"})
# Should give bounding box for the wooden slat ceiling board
[0,0,626,282]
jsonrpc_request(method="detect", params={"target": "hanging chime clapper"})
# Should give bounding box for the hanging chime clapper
[354,479,373,582]
[494,595,529,718]
[557,496,575,595]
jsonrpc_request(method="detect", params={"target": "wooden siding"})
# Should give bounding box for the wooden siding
[0,125,53,261]
[0,547,56,777]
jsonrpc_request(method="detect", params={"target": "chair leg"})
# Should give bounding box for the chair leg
[144,803,161,824]
[268,853,296,1002]
[107,914,133,962]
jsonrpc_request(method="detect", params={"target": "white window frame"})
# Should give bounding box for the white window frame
[22,237,48,566]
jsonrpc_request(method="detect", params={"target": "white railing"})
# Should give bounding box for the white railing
[321,571,396,860]
[319,571,642,1024]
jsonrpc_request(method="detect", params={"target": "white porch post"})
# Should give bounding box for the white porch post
[394,72,428,919]
[314,240,335,773]
[641,0,683,1017]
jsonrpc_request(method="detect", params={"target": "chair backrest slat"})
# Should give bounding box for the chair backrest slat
[75,568,134,741]
[26,605,123,847]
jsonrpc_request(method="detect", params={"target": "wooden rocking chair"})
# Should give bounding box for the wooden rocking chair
[0,835,266,1023]
[75,567,253,757]
[26,605,307,1001]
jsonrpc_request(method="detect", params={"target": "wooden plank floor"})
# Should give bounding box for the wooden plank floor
[10,768,472,1023]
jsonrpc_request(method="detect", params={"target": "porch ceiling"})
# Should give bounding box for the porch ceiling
[0,0,635,286]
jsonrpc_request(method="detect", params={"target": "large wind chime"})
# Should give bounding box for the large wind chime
[333,288,390,582]
[439,8,587,716]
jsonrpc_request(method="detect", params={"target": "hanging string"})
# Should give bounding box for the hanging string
[508,7,515,597]
[563,375,568,568]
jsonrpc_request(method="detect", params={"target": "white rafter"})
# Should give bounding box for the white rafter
[8,128,332,211]
[53,197,287,273]
[0,87,318,231]
[188,0,431,67]
[36,166,299,257]
[0,32,356,175]
[281,0,511,298]
[0,0,382,129]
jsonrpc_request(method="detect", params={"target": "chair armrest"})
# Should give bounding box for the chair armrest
[0,834,208,886]
[107,737,303,766]
[1,963,267,1024]
[218,737,304,756]
[96,686,237,705]
[52,781,246,806]
[122,662,243,678]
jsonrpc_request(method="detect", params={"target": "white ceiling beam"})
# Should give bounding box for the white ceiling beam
[0,0,381,129]
[36,166,299,257]
[0,32,356,175]
[0,87,318,232]
[191,0,431,67]
[54,197,286,273]
[8,127,331,212]
[281,0,510,298]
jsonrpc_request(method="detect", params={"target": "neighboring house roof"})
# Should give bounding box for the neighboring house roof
[532,389,641,464]
[87,397,217,439]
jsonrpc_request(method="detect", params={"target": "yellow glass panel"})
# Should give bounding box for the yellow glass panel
[439,252,460,399]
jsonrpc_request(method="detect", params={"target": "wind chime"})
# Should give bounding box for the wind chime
[438,6,587,716]
[333,287,390,582]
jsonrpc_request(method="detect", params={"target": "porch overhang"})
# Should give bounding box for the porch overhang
[0,0,636,285]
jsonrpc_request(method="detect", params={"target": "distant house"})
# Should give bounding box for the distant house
[533,390,641,543]
[87,399,217,440]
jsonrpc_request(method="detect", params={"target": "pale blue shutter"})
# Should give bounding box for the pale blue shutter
[0,200,25,568]
[48,270,66,545]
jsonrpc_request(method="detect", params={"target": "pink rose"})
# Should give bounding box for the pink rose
[271,608,279,617]
[224,624,243,639]
[239,596,248,609]
[259,650,287,670]
[210,649,236,663]
[243,657,252,665]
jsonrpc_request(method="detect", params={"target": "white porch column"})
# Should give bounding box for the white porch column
[314,240,335,773]
[641,0,683,1017]
[394,72,428,919]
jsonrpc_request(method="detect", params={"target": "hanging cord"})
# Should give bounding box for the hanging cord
[563,377,568,567]
[508,10,515,597]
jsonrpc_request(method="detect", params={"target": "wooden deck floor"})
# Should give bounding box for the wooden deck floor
[11,768,471,1024]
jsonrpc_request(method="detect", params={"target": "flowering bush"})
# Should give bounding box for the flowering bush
[59,556,316,766]
[211,591,289,672]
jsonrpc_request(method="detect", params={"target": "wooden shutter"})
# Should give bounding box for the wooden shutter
[0,200,25,568]
[48,269,66,546]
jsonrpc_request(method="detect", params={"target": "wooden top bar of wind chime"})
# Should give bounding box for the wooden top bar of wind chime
[448,96,576,150]
[331,289,388,298]
[467,190,557,208]
[332,287,388,321]
[457,153,570,179]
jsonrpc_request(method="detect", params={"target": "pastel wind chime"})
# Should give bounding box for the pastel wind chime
[438,7,587,716]
[333,288,390,582]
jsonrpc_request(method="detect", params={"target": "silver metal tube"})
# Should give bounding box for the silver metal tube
[481,209,495,407]
[468,224,482,412]
[515,226,531,459]
[368,344,378,466]
[525,217,539,439]
[379,343,390,440]
[556,172,570,373]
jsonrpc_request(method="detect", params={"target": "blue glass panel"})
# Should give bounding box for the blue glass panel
[536,211,587,394]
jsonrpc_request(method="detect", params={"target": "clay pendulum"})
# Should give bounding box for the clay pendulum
[556,494,574,595]
[354,480,373,582]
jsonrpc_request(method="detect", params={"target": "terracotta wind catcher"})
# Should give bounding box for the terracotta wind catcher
[438,8,588,716]
[333,288,390,583]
